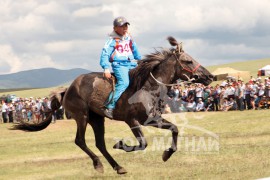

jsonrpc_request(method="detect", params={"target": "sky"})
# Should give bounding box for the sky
[1,0,270,75]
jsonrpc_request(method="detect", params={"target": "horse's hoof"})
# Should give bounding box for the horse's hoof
[115,166,127,174]
[113,140,124,149]
[162,148,176,162]
[94,160,104,173]
[95,166,104,173]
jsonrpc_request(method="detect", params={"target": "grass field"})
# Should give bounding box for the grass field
[0,58,270,179]
[0,87,62,100]
[1,110,270,179]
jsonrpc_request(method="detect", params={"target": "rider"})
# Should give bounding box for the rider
[100,16,142,118]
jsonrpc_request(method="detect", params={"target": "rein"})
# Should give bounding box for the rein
[150,72,185,87]
[150,72,195,87]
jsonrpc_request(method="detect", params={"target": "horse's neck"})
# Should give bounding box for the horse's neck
[147,61,176,89]
[153,63,175,84]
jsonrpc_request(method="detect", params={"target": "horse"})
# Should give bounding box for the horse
[13,36,214,174]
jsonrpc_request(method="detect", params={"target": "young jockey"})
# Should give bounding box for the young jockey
[100,16,142,118]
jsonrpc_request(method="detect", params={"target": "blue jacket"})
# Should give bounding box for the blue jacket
[100,31,142,70]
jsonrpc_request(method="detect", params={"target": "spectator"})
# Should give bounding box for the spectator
[223,84,229,99]
[41,97,50,119]
[167,86,178,113]
[258,96,269,109]
[212,84,221,111]
[7,102,14,123]
[244,83,253,109]
[187,84,196,102]
[195,98,204,112]
[1,100,8,123]
[257,83,265,103]
[222,98,235,111]
[15,100,24,122]
[221,79,227,87]
[250,94,257,110]
[186,99,196,112]
[0,103,2,123]
[265,85,270,98]
[181,91,188,105]
[195,83,203,103]
[203,86,211,104]
[171,85,181,112]
[254,95,261,109]
[27,109,32,122]
[205,98,214,112]
[219,86,226,110]
[33,106,41,123]
[179,103,187,112]
[227,83,235,100]
[235,82,244,111]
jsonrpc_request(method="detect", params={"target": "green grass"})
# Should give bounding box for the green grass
[1,110,270,179]
[0,86,65,99]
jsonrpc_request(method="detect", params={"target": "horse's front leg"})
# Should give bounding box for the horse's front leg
[113,119,147,152]
[144,118,178,162]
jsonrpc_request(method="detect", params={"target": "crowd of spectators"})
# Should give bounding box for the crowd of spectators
[1,76,270,122]
[1,96,65,123]
[165,76,270,113]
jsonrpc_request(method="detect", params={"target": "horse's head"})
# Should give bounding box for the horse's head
[168,36,214,86]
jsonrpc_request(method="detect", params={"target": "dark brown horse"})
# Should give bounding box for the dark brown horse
[13,37,213,174]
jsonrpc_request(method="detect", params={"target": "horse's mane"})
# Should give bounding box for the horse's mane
[129,49,172,90]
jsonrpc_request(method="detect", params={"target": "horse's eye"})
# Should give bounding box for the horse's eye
[181,60,193,64]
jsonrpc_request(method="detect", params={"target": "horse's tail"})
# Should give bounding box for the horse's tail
[11,87,67,131]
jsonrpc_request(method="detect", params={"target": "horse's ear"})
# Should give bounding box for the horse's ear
[176,43,184,54]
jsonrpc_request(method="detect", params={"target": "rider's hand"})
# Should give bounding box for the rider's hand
[103,69,111,79]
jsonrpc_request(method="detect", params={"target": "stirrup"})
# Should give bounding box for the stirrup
[104,108,113,119]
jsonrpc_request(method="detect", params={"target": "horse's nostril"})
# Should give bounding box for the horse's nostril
[208,74,214,79]
[193,75,199,80]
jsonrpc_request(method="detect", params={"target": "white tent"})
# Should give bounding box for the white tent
[259,65,270,76]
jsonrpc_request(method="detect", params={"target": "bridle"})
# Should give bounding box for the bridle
[150,46,200,87]
[172,50,201,74]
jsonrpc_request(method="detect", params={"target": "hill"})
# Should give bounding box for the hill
[0,68,91,89]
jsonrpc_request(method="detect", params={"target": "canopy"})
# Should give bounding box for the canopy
[258,65,270,76]
[259,65,270,70]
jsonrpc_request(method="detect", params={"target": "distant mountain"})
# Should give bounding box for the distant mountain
[0,68,91,89]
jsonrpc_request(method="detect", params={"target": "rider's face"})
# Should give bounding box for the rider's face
[114,23,128,36]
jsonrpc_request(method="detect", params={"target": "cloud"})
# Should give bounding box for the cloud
[33,1,68,16]
[0,45,23,74]
[44,41,74,53]
[0,44,57,74]
[0,0,270,75]
[73,6,102,17]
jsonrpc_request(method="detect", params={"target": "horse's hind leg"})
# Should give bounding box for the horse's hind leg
[89,111,127,174]
[113,119,148,152]
[74,114,104,173]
